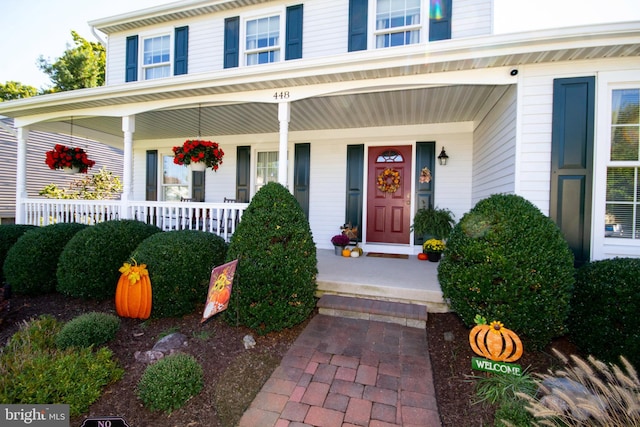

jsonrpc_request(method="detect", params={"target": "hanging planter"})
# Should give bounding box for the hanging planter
[189,162,207,172]
[45,144,96,174]
[172,140,224,172]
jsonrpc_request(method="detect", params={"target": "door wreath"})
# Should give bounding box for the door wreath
[377,168,401,193]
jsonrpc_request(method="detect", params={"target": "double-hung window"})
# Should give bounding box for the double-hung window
[245,15,281,65]
[605,88,640,239]
[143,35,171,80]
[375,0,422,48]
[255,151,279,192]
[162,154,189,201]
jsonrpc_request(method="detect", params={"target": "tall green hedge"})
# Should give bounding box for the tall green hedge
[57,220,161,300]
[224,182,317,334]
[438,194,575,350]
[0,224,37,282]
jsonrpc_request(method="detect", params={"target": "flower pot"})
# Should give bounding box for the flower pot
[189,162,207,172]
[333,245,345,256]
[426,252,442,262]
[62,166,80,174]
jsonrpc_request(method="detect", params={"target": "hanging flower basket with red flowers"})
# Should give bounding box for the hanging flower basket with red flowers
[44,144,96,173]
[172,140,224,171]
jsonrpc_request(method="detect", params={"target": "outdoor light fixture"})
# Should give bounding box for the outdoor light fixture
[437,147,449,165]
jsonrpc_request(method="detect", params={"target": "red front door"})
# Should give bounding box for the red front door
[366,146,412,244]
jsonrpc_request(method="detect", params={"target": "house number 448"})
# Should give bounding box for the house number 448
[273,91,290,100]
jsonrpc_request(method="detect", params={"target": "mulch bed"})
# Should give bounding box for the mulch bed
[0,293,581,427]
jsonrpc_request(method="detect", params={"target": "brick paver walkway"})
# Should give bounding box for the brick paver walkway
[238,314,441,427]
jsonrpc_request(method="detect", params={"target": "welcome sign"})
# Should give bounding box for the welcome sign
[469,316,523,376]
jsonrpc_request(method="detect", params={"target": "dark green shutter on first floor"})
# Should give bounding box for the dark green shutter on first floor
[191,171,205,202]
[236,146,251,202]
[415,142,436,246]
[145,150,158,200]
[345,144,364,241]
[550,76,595,266]
[294,143,310,218]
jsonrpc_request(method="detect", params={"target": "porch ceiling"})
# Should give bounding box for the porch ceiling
[30,85,506,142]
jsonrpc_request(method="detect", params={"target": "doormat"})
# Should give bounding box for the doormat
[366,252,409,259]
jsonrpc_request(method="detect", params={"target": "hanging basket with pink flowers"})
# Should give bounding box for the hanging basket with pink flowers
[44,144,96,174]
[172,140,225,172]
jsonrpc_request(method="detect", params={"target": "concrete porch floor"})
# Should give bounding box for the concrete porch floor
[315,249,449,313]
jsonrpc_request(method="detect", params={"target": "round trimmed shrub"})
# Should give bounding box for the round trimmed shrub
[56,220,161,300]
[438,194,575,350]
[0,224,37,281]
[132,230,228,318]
[4,223,88,295]
[55,312,121,350]
[224,182,317,335]
[568,258,640,368]
[136,353,203,413]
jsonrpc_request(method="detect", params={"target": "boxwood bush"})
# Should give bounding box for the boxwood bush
[132,230,228,318]
[0,224,37,281]
[568,258,640,368]
[56,220,161,300]
[438,194,575,350]
[55,312,121,350]
[224,182,317,334]
[136,353,203,413]
[4,223,88,295]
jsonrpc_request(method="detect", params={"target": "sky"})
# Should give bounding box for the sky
[1,0,640,89]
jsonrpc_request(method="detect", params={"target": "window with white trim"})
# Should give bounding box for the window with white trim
[605,88,640,239]
[162,155,189,201]
[375,0,422,48]
[256,151,279,192]
[143,35,171,79]
[245,15,281,65]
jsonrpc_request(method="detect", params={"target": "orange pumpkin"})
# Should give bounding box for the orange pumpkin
[469,320,523,362]
[115,260,152,319]
[417,253,428,260]
[342,248,351,257]
[214,287,231,306]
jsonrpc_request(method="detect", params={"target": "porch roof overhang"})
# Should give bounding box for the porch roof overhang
[1,21,639,145]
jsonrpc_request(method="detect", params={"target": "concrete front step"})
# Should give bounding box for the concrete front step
[317,294,428,329]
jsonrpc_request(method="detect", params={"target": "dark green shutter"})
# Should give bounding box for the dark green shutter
[145,150,158,200]
[224,17,240,69]
[345,144,364,241]
[236,146,251,202]
[348,0,368,52]
[550,77,595,266]
[285,5,303,60]
[125,35,138,82]
[294,143,310,218]
[191,171,205,202]
[174,26,189,75]
[415,142,436,246]
[429,0,452,41]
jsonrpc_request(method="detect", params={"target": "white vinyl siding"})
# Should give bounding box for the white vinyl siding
[471,86,517,204]
[303,0,348,58]
[452,0,493,38]
[105,36,127,86]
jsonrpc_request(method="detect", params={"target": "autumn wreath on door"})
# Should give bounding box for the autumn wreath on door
[377,168,401,193]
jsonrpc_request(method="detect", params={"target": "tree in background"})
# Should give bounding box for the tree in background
[37,31,105,92]
[39,167,123,200]
[0,81,38,101]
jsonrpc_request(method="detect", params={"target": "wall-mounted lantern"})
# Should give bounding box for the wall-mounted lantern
[437,147,449,166]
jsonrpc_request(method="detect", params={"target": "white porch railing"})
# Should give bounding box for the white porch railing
[22,199,249,241]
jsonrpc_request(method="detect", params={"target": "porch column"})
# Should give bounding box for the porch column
[278,102,290,188]
[15,127,28,224]
[121,116,135,218]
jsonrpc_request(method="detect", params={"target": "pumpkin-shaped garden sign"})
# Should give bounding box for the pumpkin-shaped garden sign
[469,315,523,363]
[115,260,152,319]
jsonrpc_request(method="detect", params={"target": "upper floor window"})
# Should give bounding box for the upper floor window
[605,88,640,239]
[375,0,421,48]
[143,35,171,80]
[245,15,281,65]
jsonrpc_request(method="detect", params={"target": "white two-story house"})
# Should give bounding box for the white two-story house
[0,0,639,264]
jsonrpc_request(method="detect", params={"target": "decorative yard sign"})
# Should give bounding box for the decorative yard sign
[80,416,130,427]
[469,315,523,376]
[201,259,238,322]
